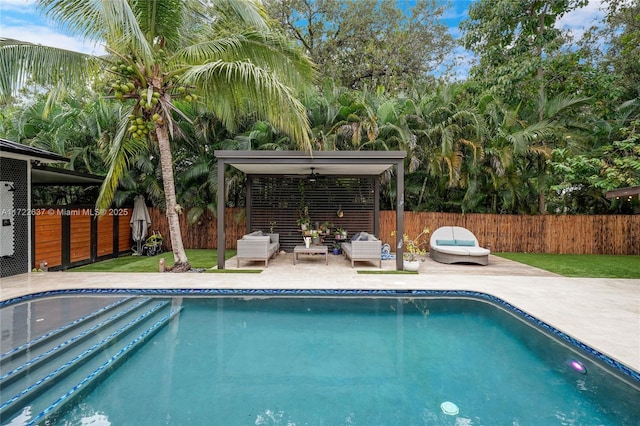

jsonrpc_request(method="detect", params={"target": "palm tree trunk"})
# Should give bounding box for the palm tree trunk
[156,124,191,271]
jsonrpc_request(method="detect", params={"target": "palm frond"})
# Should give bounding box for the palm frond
[100,0,153,60]
[96,110,148,210]
[0,38,98,101]
[183,60,311,151]
[180,31,315,93]
[209,0,269,31]
[543,95,591,119]
[134,0,185,49]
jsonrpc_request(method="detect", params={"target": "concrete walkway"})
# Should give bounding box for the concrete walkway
[1,254,638,374]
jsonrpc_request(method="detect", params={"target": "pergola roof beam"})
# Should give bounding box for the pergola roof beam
[605,187,640,199]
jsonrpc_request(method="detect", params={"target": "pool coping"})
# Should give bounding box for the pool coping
[2,287,639,386]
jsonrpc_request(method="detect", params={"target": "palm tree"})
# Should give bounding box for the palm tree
[0,0,314,271]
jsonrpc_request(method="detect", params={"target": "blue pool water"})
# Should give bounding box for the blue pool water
[1,292,638,425]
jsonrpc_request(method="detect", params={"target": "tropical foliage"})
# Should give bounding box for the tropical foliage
[0,0,315,271]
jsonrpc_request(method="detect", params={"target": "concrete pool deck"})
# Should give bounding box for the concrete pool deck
[1,254,638,374]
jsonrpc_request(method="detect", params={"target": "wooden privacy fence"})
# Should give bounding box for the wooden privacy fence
[149,208,638,255]
[33,206,132,270]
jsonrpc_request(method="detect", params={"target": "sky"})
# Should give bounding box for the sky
[0,0,607,80]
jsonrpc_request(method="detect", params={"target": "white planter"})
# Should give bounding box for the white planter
[403,260,420,272]
[303,237,311,248]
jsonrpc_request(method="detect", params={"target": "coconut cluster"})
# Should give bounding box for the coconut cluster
[107,59,197,140]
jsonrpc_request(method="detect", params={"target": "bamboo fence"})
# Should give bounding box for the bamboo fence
[378,211,640,255]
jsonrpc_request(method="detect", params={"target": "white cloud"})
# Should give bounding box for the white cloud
[0,1,105,55]
[1,0,36,12]
[557,0,607,40]
[448,46,475,81]
[1,24,105,55]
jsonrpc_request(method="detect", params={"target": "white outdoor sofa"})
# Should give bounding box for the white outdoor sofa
[429,226,490,265]
[341,232,382,268]
[236,231,279,267]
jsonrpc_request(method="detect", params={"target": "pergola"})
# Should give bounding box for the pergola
[214,150,407,270]
[605,186,640,201]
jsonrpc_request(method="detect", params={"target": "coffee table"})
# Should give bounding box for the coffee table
[293,245,328,265]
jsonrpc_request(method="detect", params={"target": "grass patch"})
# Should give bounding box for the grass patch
[495,253,640,278]
[69,249,236,273]
[357,270,418,274]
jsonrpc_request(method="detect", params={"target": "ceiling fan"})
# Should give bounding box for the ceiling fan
[308,167,320,182]
[283,167,322,181]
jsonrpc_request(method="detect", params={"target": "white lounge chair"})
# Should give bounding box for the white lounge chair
[429,226,490,265]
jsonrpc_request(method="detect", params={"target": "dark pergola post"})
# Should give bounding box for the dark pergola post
[217,158,226,269]
[396,158,404,271]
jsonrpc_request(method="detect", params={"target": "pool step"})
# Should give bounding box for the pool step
[0,297,136,364]
[30,306,183,425]
[0,299,175,424]
[0,297,150,379]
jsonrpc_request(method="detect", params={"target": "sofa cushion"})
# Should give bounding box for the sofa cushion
[455,239,476,246]
[433,245,471,255]
[433,245,490,256]
[243,235,269,241]
[467,247,491,256]
[351,231,369,241]
[436,239,456,246]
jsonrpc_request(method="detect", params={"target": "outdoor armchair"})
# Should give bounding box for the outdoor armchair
[341,232,382,268]
[236,231,280,267]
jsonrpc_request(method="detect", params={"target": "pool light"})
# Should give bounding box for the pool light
[570,359,587,374]
[440,401,459,416]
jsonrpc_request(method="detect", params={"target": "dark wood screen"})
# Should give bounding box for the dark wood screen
[249,176,376,251]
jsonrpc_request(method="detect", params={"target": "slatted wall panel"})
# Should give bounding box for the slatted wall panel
[250,176,376,251]
[70,213,92,262]
[33,212,63,268]
[119,212,133,252]
[97,216,114,257]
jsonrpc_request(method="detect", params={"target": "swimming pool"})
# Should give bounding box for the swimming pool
[1,290,638,425]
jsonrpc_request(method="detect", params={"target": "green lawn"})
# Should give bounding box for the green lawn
[69,249,236,272]
[495,253,640,278]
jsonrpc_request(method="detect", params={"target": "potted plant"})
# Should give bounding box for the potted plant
[297,206,311,230]
[334,227,347,240]
[332,242,342,255]
[321,221,333,234]
[392,227,430,272]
